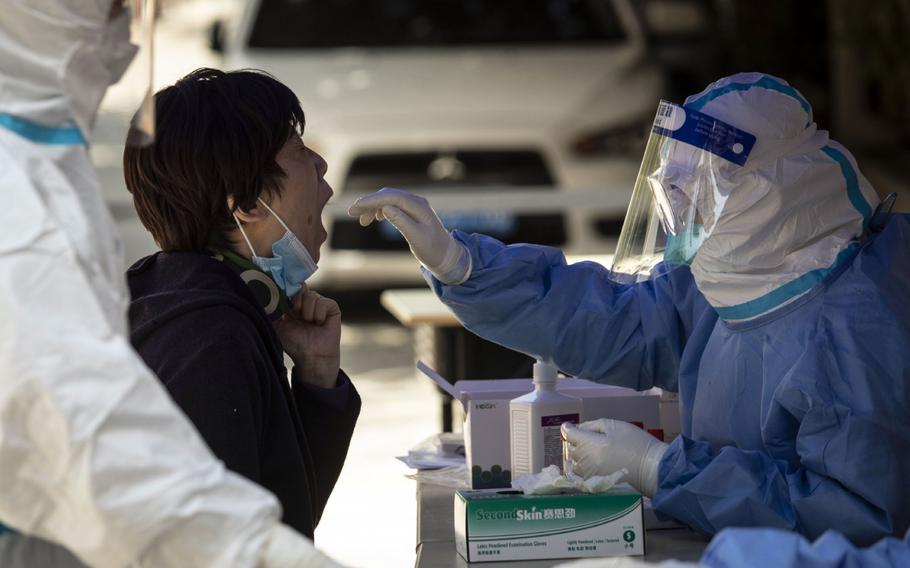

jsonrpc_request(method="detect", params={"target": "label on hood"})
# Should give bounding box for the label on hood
[653,101,756,167]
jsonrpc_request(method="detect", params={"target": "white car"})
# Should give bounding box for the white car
[214,0,666,290]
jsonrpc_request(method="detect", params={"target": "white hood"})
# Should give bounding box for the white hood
[0,0,136,139]
[685,73,881,320]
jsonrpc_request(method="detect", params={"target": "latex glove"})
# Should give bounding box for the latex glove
[562,419,668,498]
[347,187,472,284]
[258,524,346,568]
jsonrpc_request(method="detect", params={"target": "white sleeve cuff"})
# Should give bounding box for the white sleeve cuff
[426,236,472,285]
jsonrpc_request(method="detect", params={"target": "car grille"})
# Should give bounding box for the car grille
[331,150,566,250]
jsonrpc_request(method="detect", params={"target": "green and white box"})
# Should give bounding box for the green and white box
[454,488,645,563]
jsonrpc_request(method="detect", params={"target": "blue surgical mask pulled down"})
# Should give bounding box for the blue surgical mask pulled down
[233,198,318,298]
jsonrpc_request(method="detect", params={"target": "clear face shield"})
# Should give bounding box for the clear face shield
[126,0,156,146]
[106,0,157,147]
[610,101,757,283]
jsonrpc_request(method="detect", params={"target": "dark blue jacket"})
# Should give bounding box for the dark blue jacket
[127,252,360,539]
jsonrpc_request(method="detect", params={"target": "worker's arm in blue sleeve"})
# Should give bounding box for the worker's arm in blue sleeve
[425,231,708,391]
[654,350,909,545]
[700,526,910,568]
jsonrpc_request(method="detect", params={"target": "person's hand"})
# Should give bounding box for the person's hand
[562,419,668,498]
[347,187,471,284]
[258,523,347,568]
[273,285,341,389]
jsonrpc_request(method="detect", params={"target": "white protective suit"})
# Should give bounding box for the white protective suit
[0,2,341,567]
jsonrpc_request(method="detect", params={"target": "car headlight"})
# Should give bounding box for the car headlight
[570,118,652,158]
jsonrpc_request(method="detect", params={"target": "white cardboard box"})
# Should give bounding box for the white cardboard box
[418,362,660,489]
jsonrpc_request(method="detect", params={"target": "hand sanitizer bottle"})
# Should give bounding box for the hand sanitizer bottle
[510,361,582,478]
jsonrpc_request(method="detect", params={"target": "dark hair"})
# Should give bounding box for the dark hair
[123,67,305,252]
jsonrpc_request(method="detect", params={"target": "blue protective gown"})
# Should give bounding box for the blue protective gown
[701,527,910,568]
[426,212,910,546]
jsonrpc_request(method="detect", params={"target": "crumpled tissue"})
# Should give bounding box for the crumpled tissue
[511,465,629,495]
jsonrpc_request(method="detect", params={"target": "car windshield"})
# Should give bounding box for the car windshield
[249,0,626,49]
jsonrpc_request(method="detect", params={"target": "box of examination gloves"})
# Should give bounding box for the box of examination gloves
[454,487,645,562]
[417,362,660,489]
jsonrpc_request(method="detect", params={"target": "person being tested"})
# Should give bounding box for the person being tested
[0,0,343,566]
[123,68,360,540]
[349,72,910,547]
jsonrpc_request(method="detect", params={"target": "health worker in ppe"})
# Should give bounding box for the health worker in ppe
[0,1,343,567]
[349,73,910,548]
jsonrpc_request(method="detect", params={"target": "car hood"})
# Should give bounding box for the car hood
[228,45,649,131]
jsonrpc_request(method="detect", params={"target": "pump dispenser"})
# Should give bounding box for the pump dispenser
[510,361,583,478]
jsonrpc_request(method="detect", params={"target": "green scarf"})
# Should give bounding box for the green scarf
[216,249,291,319]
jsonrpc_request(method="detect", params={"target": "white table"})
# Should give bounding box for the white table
[380,288,461,328]
[415,481,710,567]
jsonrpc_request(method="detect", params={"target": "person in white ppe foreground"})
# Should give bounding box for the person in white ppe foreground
[0,1,343,566]
[349,72,910,563]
